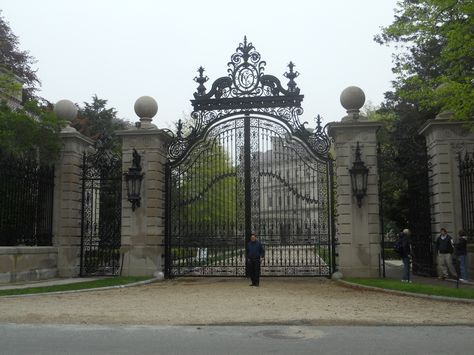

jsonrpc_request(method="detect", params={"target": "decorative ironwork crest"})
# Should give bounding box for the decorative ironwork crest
[168,37,331,161]
[83,134,122,178]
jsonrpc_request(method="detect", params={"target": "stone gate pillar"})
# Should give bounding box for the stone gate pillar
[53,100,94,277]
[328,87,382,278]
[418,113,474,239]
[116,97,171,277]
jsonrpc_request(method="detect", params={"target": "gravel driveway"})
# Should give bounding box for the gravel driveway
[1,278,473,326]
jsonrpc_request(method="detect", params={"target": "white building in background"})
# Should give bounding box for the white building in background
[256,136,324,244]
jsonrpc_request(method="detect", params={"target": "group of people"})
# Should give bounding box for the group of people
[246,229,469,286]
[398,228,469,283]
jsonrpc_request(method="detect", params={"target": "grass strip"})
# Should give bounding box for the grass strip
[345,278,474,300]
[0,276,151,297]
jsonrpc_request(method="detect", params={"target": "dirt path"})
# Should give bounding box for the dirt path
[1,278,473,326]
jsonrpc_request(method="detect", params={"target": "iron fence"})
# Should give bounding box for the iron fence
[80,147,122,276]
[0,155,54,246]
[459,152,474,242]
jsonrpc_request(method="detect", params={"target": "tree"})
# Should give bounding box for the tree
[372,0,473,237]
[0,13,62,163]
[375,0,474,123]
[170,118,240,247]
[180,141,239,228]
[0,11,40,101]
[0,68,22,99]
[366,103,432,233]
[0,100,63,163]
[72,95,130,150]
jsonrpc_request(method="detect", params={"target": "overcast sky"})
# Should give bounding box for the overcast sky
[2,0,398,129]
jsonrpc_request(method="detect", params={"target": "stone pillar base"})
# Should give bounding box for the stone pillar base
[57,246,81,277]
[120,246,163,276]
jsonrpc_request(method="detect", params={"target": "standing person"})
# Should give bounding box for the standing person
[435,228,457,279]
[456,230,469,282]
[246,233,264,287]
[399,229,412,282]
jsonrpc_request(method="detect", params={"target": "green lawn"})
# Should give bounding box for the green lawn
[0,276,151,297]
[345,278,474,300]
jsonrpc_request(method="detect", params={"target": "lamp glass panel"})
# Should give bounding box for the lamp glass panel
[355,173,364,191]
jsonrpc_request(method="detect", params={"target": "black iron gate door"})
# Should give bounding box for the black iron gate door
[80,144,122,276]
[459,152,474,241]
[378,137,435,277]
[165,38,334,278]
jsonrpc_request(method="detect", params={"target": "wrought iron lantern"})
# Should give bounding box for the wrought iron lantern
[349,142,369,208]
[124,149,144,211]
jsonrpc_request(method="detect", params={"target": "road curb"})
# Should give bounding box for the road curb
[0,278,160,299]
[337,280,474,304]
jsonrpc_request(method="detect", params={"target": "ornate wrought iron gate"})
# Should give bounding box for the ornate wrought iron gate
[80,143,122,276]
[165,38,335,278]
[407,143,434,276]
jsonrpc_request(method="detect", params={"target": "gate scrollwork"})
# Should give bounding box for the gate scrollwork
[168,37,331,162]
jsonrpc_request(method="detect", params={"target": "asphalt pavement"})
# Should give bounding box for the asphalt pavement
[1,323,473,355]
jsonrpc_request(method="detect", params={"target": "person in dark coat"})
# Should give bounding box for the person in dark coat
[246,233,264,287]
[399,229,412,283]
[456,230,468,282]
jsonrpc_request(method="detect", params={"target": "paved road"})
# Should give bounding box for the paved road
[1,323,473,355]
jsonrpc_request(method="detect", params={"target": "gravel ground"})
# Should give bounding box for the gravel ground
[0,278,473,326]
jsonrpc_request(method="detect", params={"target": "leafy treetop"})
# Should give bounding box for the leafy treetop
[375,0,474,122]
[0,11,40,101]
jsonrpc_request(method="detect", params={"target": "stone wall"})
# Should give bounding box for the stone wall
[0,247,57,283]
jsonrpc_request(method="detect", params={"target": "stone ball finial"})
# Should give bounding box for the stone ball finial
[134,96,158,119]
[54,99,78,122]
[340,86,365,111]
[134,96,158,129]
[340,86,365,121]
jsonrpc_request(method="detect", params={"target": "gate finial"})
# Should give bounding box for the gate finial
[194,66,209,97]
[284,61,300,94]
[315,115,323,131]
[176,119,183,138]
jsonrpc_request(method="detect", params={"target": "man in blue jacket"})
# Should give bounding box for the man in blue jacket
[246,233,264,286]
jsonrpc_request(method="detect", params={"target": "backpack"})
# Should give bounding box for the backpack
[393,239,403,256]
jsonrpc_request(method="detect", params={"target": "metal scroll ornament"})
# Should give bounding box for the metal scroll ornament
[168,37,331,161]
